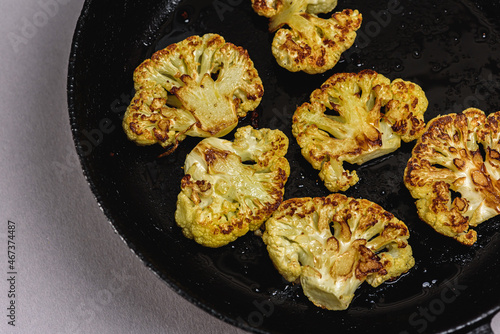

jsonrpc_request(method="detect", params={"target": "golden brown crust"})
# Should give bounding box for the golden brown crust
[404,108,500,245]
[272,9,362,74]
[175,126,290,248]
[122,34,264,152]
[263,193,415,310]
[251,0,361,73]
[293,70,428,192]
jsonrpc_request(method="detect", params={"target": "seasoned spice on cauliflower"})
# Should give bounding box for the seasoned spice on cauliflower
[263,193,415,310]
[251,0,362,74]
[175,126,290,248]
[292,70,428,192]
[122,34,264,154]
[404,108,500,246]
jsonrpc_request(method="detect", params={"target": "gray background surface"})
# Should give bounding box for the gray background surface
[0,0,245,333]
[0,0,498,333]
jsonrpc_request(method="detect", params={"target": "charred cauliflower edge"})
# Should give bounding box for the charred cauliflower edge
[404,108,500,245]
[122,33,264,154]
[251,0,362,74]
[263,193,415,310]
[175,126,290,248]
[293,69,428,192]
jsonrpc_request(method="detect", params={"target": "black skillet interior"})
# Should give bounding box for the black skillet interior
[68,0,500,333]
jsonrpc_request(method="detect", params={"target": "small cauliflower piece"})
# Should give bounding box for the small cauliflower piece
[175,126,290,247]
[122,34,264,153]
[404,108,500,245]
[293,70,428,192]
[263,193,415,310]
[251,0,362,74]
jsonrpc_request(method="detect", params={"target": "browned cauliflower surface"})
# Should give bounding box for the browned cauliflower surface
[251,0,362,74]
[263,193,415,310]
[404,108,500,245]
[175,126,290,248]
[122,34,264,153]
[293,70,428,192]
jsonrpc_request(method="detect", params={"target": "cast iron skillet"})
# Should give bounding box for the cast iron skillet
[68,0,500,333]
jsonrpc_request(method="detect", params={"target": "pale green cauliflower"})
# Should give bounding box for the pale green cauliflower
[122,34,264,154]
[251,0,362,74]
[175,126,290,247]
[404,108,500,245]
[263,193,415,310]
[293,70,428,192]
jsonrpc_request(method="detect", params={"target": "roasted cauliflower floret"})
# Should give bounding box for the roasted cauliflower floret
[251,0,362,74]
[263,193,415,310]
[404,108,500,246]
[122,34,264,153]
[293,70,428,192]
[175,126,290,247]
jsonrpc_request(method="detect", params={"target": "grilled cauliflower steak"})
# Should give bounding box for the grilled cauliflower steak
[251,0,362,74]
[293,70,428,192]
[122,34,264,153]
[175,126,290,248]
[263,193,415,310]
[404,108,500,246]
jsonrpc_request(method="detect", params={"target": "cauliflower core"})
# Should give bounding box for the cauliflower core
[263,193,415,310]
[404,108,500,246]
[251,0,362,74]
[293,70,428,192]
[175,126,290,247]
[122,34,264,153]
